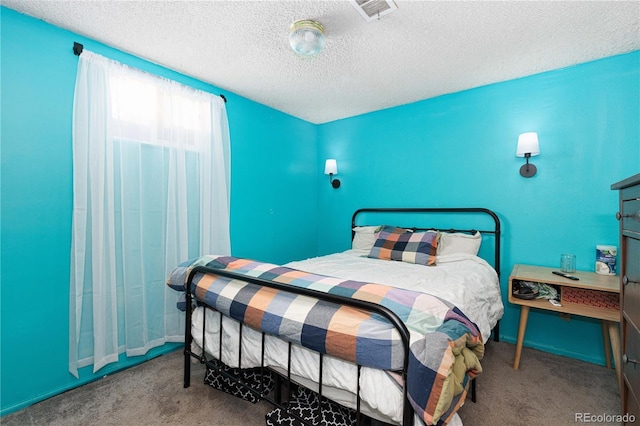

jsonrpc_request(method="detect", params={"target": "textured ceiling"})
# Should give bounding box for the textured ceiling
[3,0,639,124]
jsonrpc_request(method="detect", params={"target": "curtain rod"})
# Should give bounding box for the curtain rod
[72,42,227,103]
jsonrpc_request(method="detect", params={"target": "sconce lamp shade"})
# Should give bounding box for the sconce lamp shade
[324,159,340,188]
[289,20,326,56]
[516,132,540,157]
[324,159,338,175]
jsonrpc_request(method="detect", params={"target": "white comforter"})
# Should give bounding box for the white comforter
[286,250,503,344]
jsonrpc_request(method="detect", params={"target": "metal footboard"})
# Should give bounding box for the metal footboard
[183,264,413,426]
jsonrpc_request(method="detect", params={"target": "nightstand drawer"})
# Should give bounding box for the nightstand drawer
[622,200,640,234]
[623,324,640,405]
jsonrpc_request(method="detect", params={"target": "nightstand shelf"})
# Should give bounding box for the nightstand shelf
[508,264,620,386]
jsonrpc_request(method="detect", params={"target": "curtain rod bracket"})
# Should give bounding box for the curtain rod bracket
[73,42,83,56]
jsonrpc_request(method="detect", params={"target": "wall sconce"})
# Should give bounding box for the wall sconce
[516,132,540,178]
[324,159,341,188]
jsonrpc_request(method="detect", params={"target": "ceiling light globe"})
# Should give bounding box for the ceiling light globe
[289,20,325,56]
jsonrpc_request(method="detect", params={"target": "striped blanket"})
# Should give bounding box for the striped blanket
[167,255,484,425]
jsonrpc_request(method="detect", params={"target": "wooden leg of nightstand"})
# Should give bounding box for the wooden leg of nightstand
[513,306,530,370]
[602,320,612,369]
[607,321,621,389]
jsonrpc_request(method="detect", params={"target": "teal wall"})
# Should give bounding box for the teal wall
[2,4,639,418]
[317,51,640,364]
[0,7,317,415]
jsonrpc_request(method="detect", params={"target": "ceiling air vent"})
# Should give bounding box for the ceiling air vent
[350,0,398,22]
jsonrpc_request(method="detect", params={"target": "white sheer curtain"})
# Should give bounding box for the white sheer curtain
[69,50,230,378]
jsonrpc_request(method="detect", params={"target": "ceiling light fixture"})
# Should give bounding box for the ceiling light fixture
[289,20,325,56]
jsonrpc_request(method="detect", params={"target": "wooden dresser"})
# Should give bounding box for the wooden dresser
[612,173,640,423]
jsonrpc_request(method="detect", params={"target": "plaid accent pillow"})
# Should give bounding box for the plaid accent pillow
[368,226,439,266]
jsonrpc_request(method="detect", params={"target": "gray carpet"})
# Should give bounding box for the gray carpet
[2,341,620,425]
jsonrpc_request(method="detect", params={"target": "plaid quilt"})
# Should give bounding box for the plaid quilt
[167,255,484,425]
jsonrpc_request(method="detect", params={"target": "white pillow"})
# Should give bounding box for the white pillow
[437,231,482,256]
[351,226,381,251]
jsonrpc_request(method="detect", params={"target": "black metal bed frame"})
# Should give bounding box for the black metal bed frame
[181,207,501,426]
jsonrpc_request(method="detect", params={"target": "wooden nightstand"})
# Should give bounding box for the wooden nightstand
[508,264,620,384]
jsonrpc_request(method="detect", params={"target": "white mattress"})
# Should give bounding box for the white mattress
[191,250,503,425]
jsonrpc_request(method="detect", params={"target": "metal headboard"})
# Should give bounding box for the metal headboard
[351,207,502,279]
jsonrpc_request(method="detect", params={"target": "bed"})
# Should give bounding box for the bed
[167,208,504,426]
